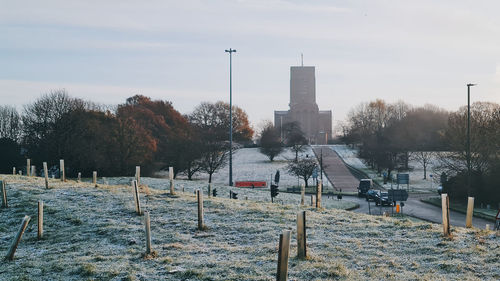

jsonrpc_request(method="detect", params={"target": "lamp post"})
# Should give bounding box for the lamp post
[466,83,476,195]
[225,48,236,186]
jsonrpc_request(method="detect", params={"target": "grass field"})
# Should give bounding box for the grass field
[1,175,499,280]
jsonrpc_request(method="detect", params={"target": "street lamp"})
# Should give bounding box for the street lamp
[466,83,476,195]
[225,48,236,186]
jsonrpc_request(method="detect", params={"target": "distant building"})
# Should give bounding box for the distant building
[274,65,332,144]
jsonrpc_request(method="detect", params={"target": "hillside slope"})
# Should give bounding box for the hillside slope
[0,175,498,280]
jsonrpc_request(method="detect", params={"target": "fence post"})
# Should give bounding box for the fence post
[144,211,152,254]
[465,197,474,228]
[135,166,141,186]
[300,184,305,206]
[38,201,44,239]
[12,167,16,175]
[93,171,97,187]
[297,211,306,259]
[276,230,291,281]
[77,172,81,183]
[31,165,35,177]
[133,180,142,215]
[43,162,49,189]
[197,190,204,230]
[310,195,315,207]
[169,167,175,195]
[5,215,31,261]
[316,180,322,209]
[27,159,31,177]
[59,159,65,182]
[1,180,7,208]
[441,194,450,236]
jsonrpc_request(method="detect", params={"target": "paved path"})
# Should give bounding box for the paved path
[312,146,359,192]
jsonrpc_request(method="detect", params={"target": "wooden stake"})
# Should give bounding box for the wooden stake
[310,195,315,207]
[5,215,31,261]
[169,167,175,195]
[1,180,7,208]
[26,159,30,177]
[276,230,291,281]
[31,165,35,177]
[135,166,140,186]
[297,211,306,259]
[144,211,152,254]
[316,180,322,209]
[43,162,49,189]
[441,194,450,236]
[300,184,305,206]
[466,197,474,228]
[12,167,16,175]
[92,171,97,187]
[77,172,81,183]
[197,189,204,230]
[59,159,65,181]
[133,180,142,215]
[38,201,43,239]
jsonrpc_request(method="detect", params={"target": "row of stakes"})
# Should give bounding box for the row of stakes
[4,160,488,279]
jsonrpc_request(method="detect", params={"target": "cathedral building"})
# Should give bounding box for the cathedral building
[274,65,332,144]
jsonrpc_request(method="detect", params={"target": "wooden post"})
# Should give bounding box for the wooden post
[316,180,322,209]
[144,211,152,254]
[208,183,212,198]
[135,166,141,186]
[133,180,142,215]
[12,167,16,175]
[77,172,81,183]
[276,230,291,281]
[92,171,97,187]
[310,195,315,206]
[465,197,474,228]
[31,165,35,177]
[297,211,306,259]
[1,180,7,208]
[5,215,31,261]
[26,159,31,177]
[59,159,65,181]
[485,224,490,231]
[197,189,204,230]
[38,201,43,239]
[300,184,305,206]
[43,162,49,189]
[169,167,175,195]
[441,194,450,236]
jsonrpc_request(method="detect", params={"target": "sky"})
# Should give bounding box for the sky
[1,0,499,132]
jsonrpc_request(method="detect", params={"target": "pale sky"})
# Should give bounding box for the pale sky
[1,0,499,131]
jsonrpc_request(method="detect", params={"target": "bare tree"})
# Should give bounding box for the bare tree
[286,157,318,187]
[0,105,21,142]
[411,151,434,179]
[283,121,307,162]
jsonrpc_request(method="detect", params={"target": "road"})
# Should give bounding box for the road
[339,193,493,229]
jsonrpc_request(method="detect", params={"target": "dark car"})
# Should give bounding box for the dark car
[375,192,393,206]
[357,179,373,197]
[365,190,380,202]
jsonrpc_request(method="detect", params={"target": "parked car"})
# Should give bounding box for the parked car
[365,190,380,202]
[375,192,393,206]
[357,179,373,197]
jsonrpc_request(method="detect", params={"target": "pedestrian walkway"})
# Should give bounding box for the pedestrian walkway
[312,146,359,192]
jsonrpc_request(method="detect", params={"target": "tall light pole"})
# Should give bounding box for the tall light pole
[225,48,236,186]
[466,83,476,195]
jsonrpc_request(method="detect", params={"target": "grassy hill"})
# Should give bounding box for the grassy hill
[0,175,498,280]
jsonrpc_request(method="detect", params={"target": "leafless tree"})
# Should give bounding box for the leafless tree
[0,105,21,142]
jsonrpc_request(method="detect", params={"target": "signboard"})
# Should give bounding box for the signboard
[235,181,267,188]
[397,173,409,184]
[388,189,409,201]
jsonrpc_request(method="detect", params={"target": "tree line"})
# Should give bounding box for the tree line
[341,99,499,204]
[0,90,253,181]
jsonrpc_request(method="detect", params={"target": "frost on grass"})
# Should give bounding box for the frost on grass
[0,175,499,281]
